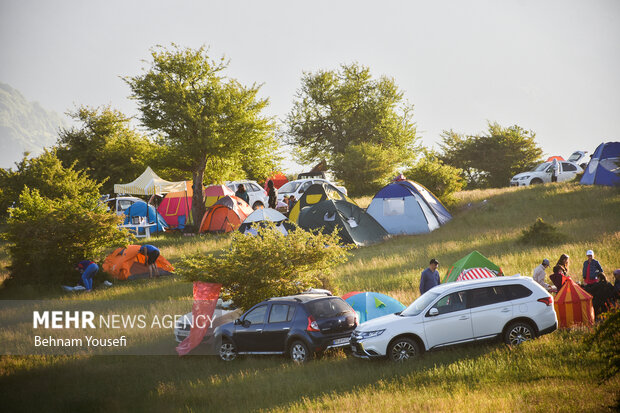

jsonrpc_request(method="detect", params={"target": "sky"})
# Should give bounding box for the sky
[1,0,619,173]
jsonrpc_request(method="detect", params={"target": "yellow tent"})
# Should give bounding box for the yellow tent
[114,167,187,195]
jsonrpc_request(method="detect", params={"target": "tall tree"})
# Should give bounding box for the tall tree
[56,105,160,194]
[124,45,278,225]
[440,122,543,188]
[286,63,419,194]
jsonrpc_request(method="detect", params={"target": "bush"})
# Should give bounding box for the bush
[404,154,465,206]
[3,161,130,285]
[519,218,565,245]
[177,224,351,310]
[584,305,620,381]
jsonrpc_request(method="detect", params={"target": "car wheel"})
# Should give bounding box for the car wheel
[252,202,263,210]
[504,321,535,346]
[219,338,237,361]
[530,178,543,185]
[388,337,420,362]
[289,340,312,363]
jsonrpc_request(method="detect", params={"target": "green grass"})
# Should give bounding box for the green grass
[1,182,619,412]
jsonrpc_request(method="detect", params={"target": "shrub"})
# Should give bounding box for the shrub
[584,304,620,381]
[519,217,565,245]
[176,224,351,310]
[3,184,130,285]
[404,153,465,207]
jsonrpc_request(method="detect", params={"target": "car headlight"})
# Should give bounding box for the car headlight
[522,175,530,180]
[359,329,385,339]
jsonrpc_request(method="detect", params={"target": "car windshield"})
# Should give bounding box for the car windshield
[533,162,551,172]
[401,291,441,316]
[279,181,301,194]
[306,297,351,318]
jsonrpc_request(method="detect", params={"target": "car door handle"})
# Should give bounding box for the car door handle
[255,329,262,332]
[500,308,511,313]
[458,316,469,320]
[282,327,290,331]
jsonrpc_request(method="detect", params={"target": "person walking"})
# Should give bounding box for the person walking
[235,184,250,205]
[76,260,99,291]
[419,258,441,295]
[582,249,604,285]
[533,258,552,290]
[267,180,277,209]
[139,244,161,278]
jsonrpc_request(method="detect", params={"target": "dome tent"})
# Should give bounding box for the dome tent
[341,291,406,324]
[199,195,253,233]
[580,141,620,186]
[554,279,595,328]
[288,182,355,224]
[102,245,174,280]
[443,251,503,284]
[238,208,289,235]
[123,201,168,234]
[366,179,452,235]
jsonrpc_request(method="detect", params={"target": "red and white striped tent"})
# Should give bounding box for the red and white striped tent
[554,279,595,328]
[456,267,497,282]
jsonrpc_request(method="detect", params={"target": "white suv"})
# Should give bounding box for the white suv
[225,180,269,209]
[510,161,582,186]
[350,276,557,361]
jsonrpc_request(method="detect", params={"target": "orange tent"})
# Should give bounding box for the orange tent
[199,195,253,233]
[102,245,174,280]
[205,185,235,207]
[554,279,595,328]
[264,172,288,190]
[157,181,194,227]
[546,156,565,162]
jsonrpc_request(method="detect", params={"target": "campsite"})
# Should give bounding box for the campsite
[0,181,618,412]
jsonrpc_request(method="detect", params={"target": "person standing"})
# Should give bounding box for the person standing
[267,180,277,209]
[139,244,161,278]
[551,159,559,183]
[550,254,570,291]
[533,258,551,290]
[419,259,441,295]
[235,184,250,205]
[76,260,99,291]
[582,249,604,285]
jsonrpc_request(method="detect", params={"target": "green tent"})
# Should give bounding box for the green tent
[298,199,388,246]
[442,250,503,283]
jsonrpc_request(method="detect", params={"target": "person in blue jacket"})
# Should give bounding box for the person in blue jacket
[582,249,604,285]
[419,258,441,295]
[139,244,160,278]
[76,260,99,291]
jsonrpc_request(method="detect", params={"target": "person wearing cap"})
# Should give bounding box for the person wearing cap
[419,258,440,295]
[582,250,604,285]
[533,259,551,290]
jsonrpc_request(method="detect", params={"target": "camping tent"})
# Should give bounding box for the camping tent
[123,201,168,234]
[102,245,174,280]
[554,279,595,328]
[443,251,503,283]
[342,291,406,324]
[199,195,253,233]
[264,172,289,190]
[298,199,388,246]
[157,189,193,228]
[114,166,187,195]
[205,185,236,207]
[546,156,565,162]
[239,208,289,235]
[366,179,452,235]
[288,182,355,223]
[580,142,620,186]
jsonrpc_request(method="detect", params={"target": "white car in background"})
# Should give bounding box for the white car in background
[510,161,582,186]
[567,151,589,169]
[350,276,557,361]
[277,178,348,203]
[225,180,269,209]
[103,196,143,215]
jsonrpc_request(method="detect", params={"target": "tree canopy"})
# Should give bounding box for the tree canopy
[56,105,160,194]
[286,63,419,194]
[439,122,543,188]
[124,45,279,225]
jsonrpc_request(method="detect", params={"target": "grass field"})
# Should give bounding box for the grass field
[0,182,619,412]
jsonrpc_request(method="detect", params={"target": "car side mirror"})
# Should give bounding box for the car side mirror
[428,308,439,317]
[242,320,251,328]
[234,318,242,325]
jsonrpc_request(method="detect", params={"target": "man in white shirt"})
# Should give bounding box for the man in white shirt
[533,258,551,290]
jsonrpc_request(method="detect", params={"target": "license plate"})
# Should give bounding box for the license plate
[333,337,349,345]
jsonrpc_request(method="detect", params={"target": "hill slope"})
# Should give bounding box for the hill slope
[0,83,65,169]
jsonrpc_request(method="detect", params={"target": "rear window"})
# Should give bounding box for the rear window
[306,298,351,318]
[507,284,533,299]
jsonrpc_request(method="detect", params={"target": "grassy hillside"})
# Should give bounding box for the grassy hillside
[0,182,619,412]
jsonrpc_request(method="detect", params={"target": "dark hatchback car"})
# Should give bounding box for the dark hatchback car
[214,293,357,362]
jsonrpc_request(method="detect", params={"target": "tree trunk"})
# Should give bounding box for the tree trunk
[191,158,208,231]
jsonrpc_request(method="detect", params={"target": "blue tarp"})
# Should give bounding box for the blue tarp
[580,142,620,186]
[123,201,168,234]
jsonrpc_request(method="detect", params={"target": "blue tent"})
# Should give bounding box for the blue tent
[342,292,406,324]
[366,179,452,235]
[580,142,620,186]
[123,201,168,234]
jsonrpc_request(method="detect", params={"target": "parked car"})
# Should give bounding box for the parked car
[225,180,269,209]
[277,178,348,203]
[510,161,582,186]
[350,276,557,361]
[215,292,357,362]
[567,151,588,169]
[103,196,143,215]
